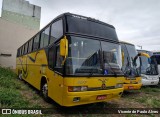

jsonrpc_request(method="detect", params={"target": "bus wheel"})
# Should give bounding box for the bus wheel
[41,83,50,102]
[18,71,22,80]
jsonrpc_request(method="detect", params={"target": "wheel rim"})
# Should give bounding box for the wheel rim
[42,83,48,98]
[19,73,22,80]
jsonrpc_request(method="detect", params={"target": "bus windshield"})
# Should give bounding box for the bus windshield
[65,36,122,76]
[125,44,140,68]
[121,43,140,77]
[139,51,158,75]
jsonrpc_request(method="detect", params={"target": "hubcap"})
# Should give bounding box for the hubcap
[19,73,22,80]
[42,84,48,98]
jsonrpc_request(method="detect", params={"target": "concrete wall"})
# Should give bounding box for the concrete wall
[0,18,38,68]
[1,10,40,29]
[1,0,41,29]
[2,0,41,19]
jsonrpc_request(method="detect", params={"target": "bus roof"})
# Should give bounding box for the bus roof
[137,49,152,53]
[18,13,117,50]
[119,41,134,46]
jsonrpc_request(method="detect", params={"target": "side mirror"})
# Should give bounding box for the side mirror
[133,52,150,66]
[60,36,68,57]
[139,52,150,58]
[60,36,68,65]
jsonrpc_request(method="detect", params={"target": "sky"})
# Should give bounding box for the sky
[0,0,160,51]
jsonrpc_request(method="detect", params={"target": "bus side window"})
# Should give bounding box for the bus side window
[24,42,28,54]
[28,39,33,53]
[48,44,56,70]
[21,45,24,55]
[33,34,40,51]
[40,26,50,48]
[50,19,63,44]
[56,46,63,67]
[54,45,63,74]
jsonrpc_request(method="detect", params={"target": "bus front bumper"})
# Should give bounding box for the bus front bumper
[123,83,142,90]
[142,79,159,86]
[62,88,123,107]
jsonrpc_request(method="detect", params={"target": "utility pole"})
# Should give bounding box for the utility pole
[137,45,142,50]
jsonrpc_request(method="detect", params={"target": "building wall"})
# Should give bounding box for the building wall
[0,18,38,68]
[1,10,40,30]
[1,0,41,29]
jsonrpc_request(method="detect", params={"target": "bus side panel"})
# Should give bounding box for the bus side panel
[47,70,64,106]
[27,50,48,90]
[16,50,48,90]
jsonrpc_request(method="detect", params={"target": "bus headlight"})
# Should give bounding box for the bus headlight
[68,86,88,92]
[142,76,147,79]
[115,84,123,88]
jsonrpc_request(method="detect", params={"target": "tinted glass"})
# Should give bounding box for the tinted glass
[152,55,160,64]
[40,26,50,48]
[125,44,140,68]
[121,44,129,71]
[55,46,63,67]
[66,15,118,40]
[28,39,33,53]
[50,19,63,44]
[48,45,55,69]
[66,36,101,75]
[102,42,122,75]
[21,46,24,55]
[33,34,40,51]
[24,43,28,54]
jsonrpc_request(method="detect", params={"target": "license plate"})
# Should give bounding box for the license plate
[128,86,134,89]
[151,82,154,84]
[96,95,106,100]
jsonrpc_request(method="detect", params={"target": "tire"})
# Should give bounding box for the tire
[18,71,22,80]
[41,82,50,102]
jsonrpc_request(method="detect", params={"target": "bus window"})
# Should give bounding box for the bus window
[33,34,40,51]
[50,19,63,44]
[152,55,160,64]
[21,45,24,55]
[24,42,28,54]
[40,26,50,48]
[17,48,20,57]
[48,45,56,69]
[19,47,22,56]
[28,39,33,53]
[55,46,63,68]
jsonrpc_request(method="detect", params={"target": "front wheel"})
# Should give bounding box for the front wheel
[41,83,50,102]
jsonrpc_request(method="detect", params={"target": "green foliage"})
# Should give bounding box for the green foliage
[0,67,40,108]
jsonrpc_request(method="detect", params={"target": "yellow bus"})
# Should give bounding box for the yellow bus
[120,41,149,90]
[16,13,124,107]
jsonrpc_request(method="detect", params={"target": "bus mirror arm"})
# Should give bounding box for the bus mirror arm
[133,52,150,66]
[60,36,68,65]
